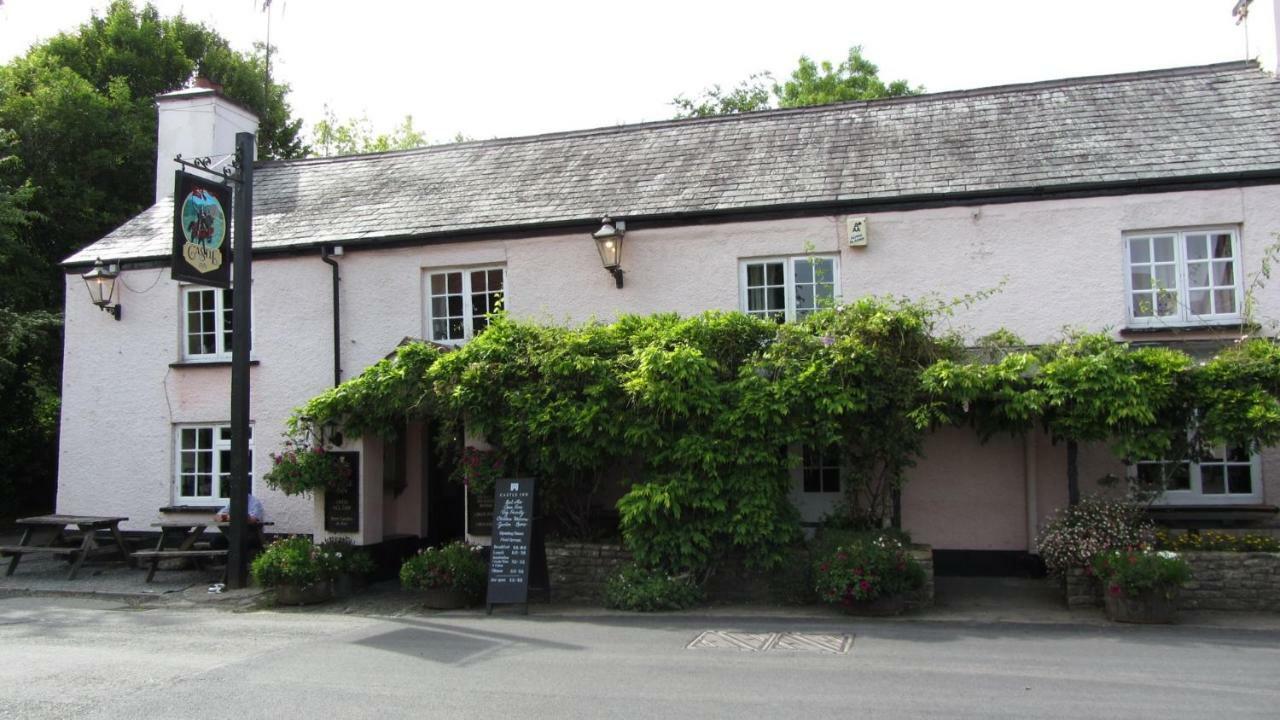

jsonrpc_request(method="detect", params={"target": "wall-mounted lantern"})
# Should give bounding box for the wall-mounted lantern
[592,216,626,289]
[82,258,121,320]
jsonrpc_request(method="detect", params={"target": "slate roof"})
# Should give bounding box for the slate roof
[66,61,1280,265]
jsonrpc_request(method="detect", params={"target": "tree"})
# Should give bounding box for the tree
[310,107,429,157]
[0,0,307,514]
[672,46,922,119]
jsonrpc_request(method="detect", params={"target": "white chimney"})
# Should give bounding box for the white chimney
[154,78,260,204]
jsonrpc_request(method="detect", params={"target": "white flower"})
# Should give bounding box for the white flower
[1158,551,1178,559]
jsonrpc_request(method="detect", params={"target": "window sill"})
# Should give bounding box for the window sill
[169,359,260,368]
[1145,504,1277,529]
[1119,323,1247,336]
[159,505,222,514]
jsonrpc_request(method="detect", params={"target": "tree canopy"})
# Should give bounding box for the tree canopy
[672,46,922,119]
[310,107,430,157]
[0,0,306,515]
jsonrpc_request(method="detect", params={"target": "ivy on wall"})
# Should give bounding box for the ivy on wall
[289,305,1280,578]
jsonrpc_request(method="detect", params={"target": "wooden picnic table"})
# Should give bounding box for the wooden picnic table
[135,520,272,583]
[1,515,132,580]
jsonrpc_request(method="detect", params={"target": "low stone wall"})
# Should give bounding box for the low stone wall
[1064,552,1280,611]
[907,547,935,609]
[1179,552,1280,611]
[545,541,631,603]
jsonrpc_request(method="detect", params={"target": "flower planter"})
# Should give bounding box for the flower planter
[841,594,906,617]
[418,586,471,610]
[1103,587,1179,624]
[274,581,332,606]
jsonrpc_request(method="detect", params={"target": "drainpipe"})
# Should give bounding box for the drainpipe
[321,245,343,387]
[1024,433,1038,554]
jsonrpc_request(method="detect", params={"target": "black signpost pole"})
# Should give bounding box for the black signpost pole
[227,131,255,589]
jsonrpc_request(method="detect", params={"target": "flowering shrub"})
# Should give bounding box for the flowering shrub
[399,541,487,599]
[812,532,925,606]
[1092,549,1191,599]
[451,447,505,497]
[1155,529,1280,553]
[263,436,352,496]
[251,536,328,588]
[1035,497,1154,576]
[317,537,376,577]
[604,563,703,611]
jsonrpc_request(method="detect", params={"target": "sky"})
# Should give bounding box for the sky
[0,0,1275,145]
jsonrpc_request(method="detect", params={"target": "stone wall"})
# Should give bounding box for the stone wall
[1064,552,1280,611]
[1179,552,1280,612]
[545,542,631,603]
[907,547,935,609]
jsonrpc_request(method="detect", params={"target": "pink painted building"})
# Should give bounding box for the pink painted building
[59,61,1280,572]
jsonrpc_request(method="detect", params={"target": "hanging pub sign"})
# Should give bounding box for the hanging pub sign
[172,171,232,288]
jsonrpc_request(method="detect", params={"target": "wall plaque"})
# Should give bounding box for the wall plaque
[323,451,360,533]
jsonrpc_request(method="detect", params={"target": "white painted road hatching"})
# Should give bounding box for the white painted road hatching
[2,596,1279,719]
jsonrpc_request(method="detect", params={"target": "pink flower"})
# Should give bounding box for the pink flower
[859,580,871,592]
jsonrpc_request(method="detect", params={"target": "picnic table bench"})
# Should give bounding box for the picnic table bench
[139,520,272,583]
[1,515,132,580]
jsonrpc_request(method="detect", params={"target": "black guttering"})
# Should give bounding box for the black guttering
[63,167,1280,272]
[321,246,341,387]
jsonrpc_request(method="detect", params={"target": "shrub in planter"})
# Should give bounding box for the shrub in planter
[1035,496,1155,576]
[399,541,487,607]
[318,537,376,597]
[604,563,704,611]
[1091,549,1191,623]
[251,536,333,605]
[813,532,924,614]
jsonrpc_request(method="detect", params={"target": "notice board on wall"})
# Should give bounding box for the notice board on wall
[323,452,360,533]
[485,477,547,612]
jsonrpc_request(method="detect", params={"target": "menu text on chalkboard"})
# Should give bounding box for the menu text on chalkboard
[323,452,360,533]
[486,478,536,609]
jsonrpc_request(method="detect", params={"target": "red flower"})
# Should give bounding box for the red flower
[819,563,829,573]
[1108,584,1122,597]
[859,580,871,591]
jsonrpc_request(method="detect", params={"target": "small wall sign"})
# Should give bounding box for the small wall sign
[323,452,360,533]
[847,216,869,247]
[172,171,233,288]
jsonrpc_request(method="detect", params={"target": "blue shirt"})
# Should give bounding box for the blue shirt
[217,494,265,522]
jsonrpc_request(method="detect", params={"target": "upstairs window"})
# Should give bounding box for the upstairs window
[1124,229,1241,327]
[740,255,838,323]
[183,287,233,359]
[802,446,841,494]
[426,267,505,344]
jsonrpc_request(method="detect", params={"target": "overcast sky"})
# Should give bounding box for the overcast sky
[1,0,1275,144]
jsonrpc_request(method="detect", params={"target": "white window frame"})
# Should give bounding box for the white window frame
[738,254,840,323]
[1122,227,1243,329]
[423,265,506,345]
[173,423,253,505]
[1135,448,1262,506]
[181,286,233,360]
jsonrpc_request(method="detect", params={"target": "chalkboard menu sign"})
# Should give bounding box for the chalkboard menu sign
[467,490,494,537]
[323,452,360,533]
[486,478,536,609]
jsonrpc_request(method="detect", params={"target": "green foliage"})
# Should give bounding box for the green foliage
[294,341,446,439]
[603,563,704,611]
[672,46,921,118]
[1193,339,1280,453]
[1092,549,1191,599]
[812,531,924,605]
[317,537,376,577]
[776,46,922,108]
[251,536,328,588]
[398,542,487,599]
[760,298,960,527]
[310,106,429,157]
[1154,529,1280,553]
[1035,497,1155,576]
[262,439,353,496]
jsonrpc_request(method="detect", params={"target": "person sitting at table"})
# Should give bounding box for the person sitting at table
[215,493,265,524]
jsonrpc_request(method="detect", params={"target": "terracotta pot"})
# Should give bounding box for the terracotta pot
[274,581,332,606]
[1103,586,1179,624]
[841,594,906,617]
[419,586,471,610]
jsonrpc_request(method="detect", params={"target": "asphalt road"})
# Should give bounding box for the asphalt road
[1,595,1278,719]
